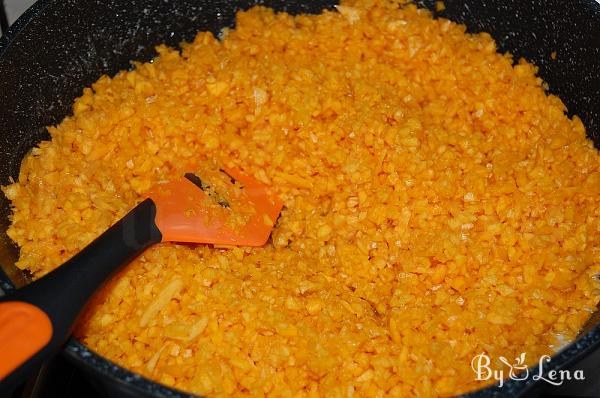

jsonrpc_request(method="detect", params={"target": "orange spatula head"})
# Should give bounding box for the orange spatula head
[0,167,281,389]
[147,167,283,246]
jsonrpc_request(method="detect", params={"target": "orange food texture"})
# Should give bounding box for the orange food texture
[3,1,599,397]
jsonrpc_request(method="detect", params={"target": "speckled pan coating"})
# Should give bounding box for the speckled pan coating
[0,0,598,397]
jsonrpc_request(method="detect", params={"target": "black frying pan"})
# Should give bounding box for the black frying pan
[0,0,599,397]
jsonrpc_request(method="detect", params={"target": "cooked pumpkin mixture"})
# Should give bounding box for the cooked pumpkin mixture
[4,0,600,396]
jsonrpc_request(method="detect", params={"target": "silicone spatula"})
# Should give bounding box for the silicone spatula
[0,167,283,392]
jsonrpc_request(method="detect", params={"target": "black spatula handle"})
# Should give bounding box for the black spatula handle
[0,198,162,393]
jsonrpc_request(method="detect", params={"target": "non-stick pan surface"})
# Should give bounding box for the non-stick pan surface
[0,0,599,397]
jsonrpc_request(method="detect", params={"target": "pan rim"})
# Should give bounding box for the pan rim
[0,0,51,58]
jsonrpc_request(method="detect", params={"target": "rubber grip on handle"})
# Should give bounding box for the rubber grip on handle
[0,198,161,392]
[0,301,52,379]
